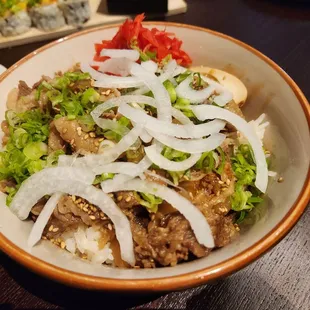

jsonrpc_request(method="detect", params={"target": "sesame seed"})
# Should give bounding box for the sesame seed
[76,198,82,204]
[88,210,92,215]
[108,193,114,198]
[189,192,194,199]
[278,177,284,183]
[99,138,104,142]
[91,206,96,212]
[89,132,96,138]
[77,127,82,136]
[50,238,55,243]
[70,139,75,145]
[60,242,66,249]
[62,128,68,134]
[79,203,84,209]
[218,180,224,185]
[183,176,189,180]
[49,225,54,232]
[105,89,111,95]
[100,212,105,217]
[117,195,123,201]
[42,236,47,240]
[226,179,231,185]
[108,224,113,230]
[71,195,76,202]
[125,196,132,202]
[52,227,59,233]
[89,215,96,220]
[84,134,89,140]
[83,206,88,212]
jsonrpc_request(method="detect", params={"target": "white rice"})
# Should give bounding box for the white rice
[62,225,114,264]
[29,3,65,31]
[0,11,31,37]
[58,0,91,26]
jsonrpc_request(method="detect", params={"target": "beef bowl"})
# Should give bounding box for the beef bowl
[0,20,309,292]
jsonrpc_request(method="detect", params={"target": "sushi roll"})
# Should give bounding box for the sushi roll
[0,1,31,36]
[58,0,90,26]
[28,0,65,31]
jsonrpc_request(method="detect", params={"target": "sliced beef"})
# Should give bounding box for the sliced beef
[18,81,32,98]
[6,84,38,112]
[180,161,239,248]
[99,88,121,102]
[54,117,100,155]
[115,191,140,209]
[147,213,208,266]
[120,202,207,268]
[225,100,244,119]
[32,195,114,241]
[48,121,66,153]
[0,179,16,194]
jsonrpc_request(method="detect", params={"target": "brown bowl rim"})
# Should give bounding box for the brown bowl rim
[0,21,309,292]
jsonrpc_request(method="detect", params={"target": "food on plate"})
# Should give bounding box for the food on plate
[0,0,31,36]
[28,0,65,31]
[0,14,273,268]
[58,0,90,26]
[0,0,91,36]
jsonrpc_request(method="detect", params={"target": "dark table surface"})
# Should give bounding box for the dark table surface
[0,0,309,309]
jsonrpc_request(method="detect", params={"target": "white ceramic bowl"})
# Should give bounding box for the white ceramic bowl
[0,22,309,292]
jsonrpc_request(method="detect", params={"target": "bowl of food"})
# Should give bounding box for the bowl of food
[0,14,309,292]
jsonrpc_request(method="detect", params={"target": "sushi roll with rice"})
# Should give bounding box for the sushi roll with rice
[0,1,31,37]
[58,0,90,26]
[28,0,65,31]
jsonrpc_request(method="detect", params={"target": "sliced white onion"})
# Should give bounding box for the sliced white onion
[141,60,158,73]
[145,145,201,171]
[100,49,140,61]
[201,75,233,106]
[28,192,64,247]
[129,61,182,96]
[12,175,135,265]
[191,105,268,193]
[139,129,153,143]
[130,62,171,122]
[71,126,143,167]
[95,162,150,176]
[160,59,178,82]
[103,178,214,248]
[91,94,189,130]
[268,170,277,178]
[101,156,153,192]
[97,58,134,77]
[248,113,270,142]
[93,75,144,89]
[171,108,193,125]
[176,76,216,104]
[10,167,96,220]
[118,102,226,138]
[147,130,226,154]
[144,170,185,191]
[81,63,143,88]
[101,174,133,193]
[173,65,187,77]
[176,74,233,106]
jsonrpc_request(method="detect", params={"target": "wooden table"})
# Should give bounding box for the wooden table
[0,0,309,309]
